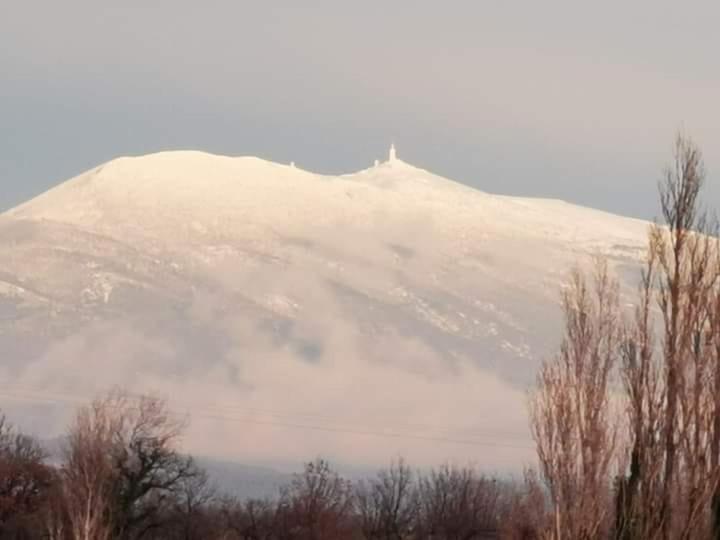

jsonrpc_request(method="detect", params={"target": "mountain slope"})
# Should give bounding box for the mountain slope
[0,150,648,470]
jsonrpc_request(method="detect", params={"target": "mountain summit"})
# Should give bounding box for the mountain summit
[0,150,647,469]
[7,149,644,250]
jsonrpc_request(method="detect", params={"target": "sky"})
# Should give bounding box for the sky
[1,1,719,219]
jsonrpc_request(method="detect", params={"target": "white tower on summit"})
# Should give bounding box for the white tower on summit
[388,143,397,163]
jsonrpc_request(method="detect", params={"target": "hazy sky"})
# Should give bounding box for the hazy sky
[1,1,718,219]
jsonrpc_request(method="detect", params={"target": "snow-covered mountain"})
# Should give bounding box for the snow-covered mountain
[0,149,648,470]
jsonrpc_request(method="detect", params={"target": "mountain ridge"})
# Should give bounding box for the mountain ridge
[0,149,648,470]
[5,150,648,223]
[4,150,648,251]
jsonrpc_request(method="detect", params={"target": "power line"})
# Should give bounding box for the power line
[0,382,534,451]
[190,411,533,450]
[0,378,528,439]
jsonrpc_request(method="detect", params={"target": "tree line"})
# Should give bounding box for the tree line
[0,388,546,539]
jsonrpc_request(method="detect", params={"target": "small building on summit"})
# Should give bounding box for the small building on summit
[372,144,398,167]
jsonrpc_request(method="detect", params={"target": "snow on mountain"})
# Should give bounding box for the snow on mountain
[0,149,649,471]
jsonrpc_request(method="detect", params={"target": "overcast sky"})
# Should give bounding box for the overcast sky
[1,1,718,219]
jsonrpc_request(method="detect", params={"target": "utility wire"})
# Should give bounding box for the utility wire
[0,382,534,450]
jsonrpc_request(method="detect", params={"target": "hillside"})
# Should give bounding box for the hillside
[0,149,649,470]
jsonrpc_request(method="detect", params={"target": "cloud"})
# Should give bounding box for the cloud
[3,218,537,471]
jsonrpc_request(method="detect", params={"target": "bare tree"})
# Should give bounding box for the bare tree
[106,390,199,539]
[531,259,621,539]
[61,395,119,540]
[40,477,70,540]
[355,458,416,540]
[59,388,201,540]
[614,133,720,540]
[280,458,354,540]
[615,249,665,540]
[501,469,551,540]
[710,272,720,539]
[655,133,712,539]
[0,413,53,537]
[158,468,217,540]
[221,496,277,540]
[415,464,504,539]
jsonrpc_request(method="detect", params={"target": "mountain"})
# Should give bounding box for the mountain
[0,149,649,471]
